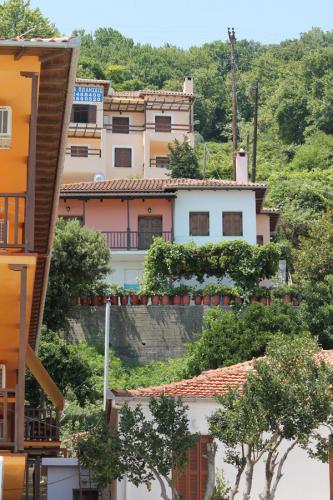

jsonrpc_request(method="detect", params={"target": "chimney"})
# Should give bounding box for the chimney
[183,76,193,94]
[235,149,248,182]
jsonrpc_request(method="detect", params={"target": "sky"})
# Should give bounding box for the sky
[30,0,333,48]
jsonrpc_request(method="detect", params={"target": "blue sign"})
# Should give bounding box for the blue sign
[73,86,103,103]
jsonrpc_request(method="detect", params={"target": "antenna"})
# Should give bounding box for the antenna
[252,80,259,182]
[228,27,237,180]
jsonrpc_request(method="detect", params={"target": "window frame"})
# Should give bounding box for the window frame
[189,211,210,237]
[70,145,89,157]
[112,146,133,168]
[154,114,172,132]
[71,104,97,124]
[0,106,12,137]
[222,211,243,237]
[112,116,130,134]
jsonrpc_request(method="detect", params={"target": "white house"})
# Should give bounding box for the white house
[107,351,333,500]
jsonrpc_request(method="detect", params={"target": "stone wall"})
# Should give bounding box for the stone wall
[65,305,210,364]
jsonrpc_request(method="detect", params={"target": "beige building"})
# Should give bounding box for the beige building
[63,77,195,183]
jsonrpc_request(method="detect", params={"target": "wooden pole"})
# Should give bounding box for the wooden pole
[252,80,259,182]
[228,28,237,180]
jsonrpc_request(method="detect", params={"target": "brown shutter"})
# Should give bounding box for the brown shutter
[71,146,88,157]
[155,115,171,132]
[173,435,211,500]
[190,212,209,236]
[223,212,243,236]
[114,148,132,167]
[112,117,129,133]
[88,105,97,123]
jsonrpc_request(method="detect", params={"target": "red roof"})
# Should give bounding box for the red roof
[0,36,76,43]
[61,178,267,194]
[113,350,333,399]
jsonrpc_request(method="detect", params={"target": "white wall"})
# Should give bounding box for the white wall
[108,252,146,287]
[114,399,329,500]
[174,190,257,245]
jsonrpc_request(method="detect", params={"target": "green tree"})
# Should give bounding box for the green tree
[77,396,198,500]
[185,302,307,377]
[0,0,58,38]
[44,218,110,331]
[209,334,333,500]
[167,138,201,179]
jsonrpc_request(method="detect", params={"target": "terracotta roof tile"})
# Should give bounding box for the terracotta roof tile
[0,36,73,43]
[61,178,267,194]
[113,351,333,399]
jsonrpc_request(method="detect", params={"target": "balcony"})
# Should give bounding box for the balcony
[102,230,172,250]
[0,193,27,250]
[66,146,101,158]
[150,158,170,169]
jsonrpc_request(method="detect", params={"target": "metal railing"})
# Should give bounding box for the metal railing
[104,123,144,133]
[0,193,26,250]
[0,389,16,445]
[146,123,192,133]
[150,158,170,168]
[66,147,101,158]
[24,406,60,442]
[102,230,172,250]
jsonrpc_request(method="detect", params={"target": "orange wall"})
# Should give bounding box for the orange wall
[0,54,40,193]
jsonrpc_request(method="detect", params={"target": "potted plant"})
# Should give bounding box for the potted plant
[150,289,160,305]
[202,284,221,306]
[253,286,271,305]
[232,287,243,304]
[180,285,192,305]
[192,288,203,305]
[139,289,150,305]
[80,295,89,306]
[219,285,237,306]
[109,284,120,306]
[159,285,172,305]
[118,287,129,306]
[127,289,139,305]
[272,284,293,303]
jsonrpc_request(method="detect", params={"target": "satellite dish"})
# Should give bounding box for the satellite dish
[93,172,106,182]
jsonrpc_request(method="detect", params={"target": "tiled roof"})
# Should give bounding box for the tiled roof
[113,350,333,399]
[112,89,194,98]
[60,178,267,194]
[0,36,72,42]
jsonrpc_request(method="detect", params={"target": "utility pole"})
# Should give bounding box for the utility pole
[228,27,237,180]
[252,80,259,182]
[203,143,207,178]
[103,299,111,410]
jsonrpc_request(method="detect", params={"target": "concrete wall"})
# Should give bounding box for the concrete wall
[114,400,329,500]
[256,213,271,244]
[65,305,207,363]
[174,190,257,245]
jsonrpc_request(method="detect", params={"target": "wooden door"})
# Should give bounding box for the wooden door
[138,216,162,249]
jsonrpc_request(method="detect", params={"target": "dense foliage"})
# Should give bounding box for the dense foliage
[167,138,201,178]
[209,334,333,500]
[142,238,281,292]
[0,0,57,38]
[184,301,307,377]
[44,219,110,331]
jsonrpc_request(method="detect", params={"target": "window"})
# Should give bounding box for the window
[223,212,243,236]
[0,106,12,148]
[155,156,169,168]
[189,212,209,236]
[173,436,210,498]
[155,115,171,132]
[71,104,97,124]
[257,235,264,245]
[73,490,99,500]
[70,146,88,157]
[0,220,7,244]
[114,148,132,168]
[112,116,129,133]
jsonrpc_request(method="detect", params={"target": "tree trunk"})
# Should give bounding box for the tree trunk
[153,469,171,500]
[242,446,255,500]
[204,441,217,500]
[270,442,297,500]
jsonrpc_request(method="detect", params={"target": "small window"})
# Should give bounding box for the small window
[155,115,171,132]
[71,104,97,124]
[112,117,129,133]
[189,212,209,236]
[70,146,88,157]
[155,156,169,168]
[114,148,132,168]
[0,106,12,148]
[223,212,243,236]
[257,235,264,245]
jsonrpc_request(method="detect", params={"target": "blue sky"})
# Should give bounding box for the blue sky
[31,0,333,47]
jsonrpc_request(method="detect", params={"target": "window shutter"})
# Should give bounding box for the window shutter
[114,148,132,168]
[155,115,171,132]
[0,108,9,135]
[223,212,243,236]
[190,212,209,236]
[112,117,129,133]
[71,146,88,157]
[173,435,211,500]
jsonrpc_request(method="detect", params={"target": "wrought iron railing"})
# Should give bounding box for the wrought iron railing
[102,230,172,250]
[24,406,60,442]
[150,158,170,168]
[66,147,101,158]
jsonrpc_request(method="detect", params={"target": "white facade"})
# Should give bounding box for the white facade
[108,252,145,289]
[174,189,257,245]
[112,399,329,500]
[42,458,100,500]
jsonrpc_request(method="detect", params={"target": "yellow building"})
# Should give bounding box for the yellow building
[63,77,195,182]
[0,36,79,499]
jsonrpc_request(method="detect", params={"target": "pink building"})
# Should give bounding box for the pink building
[59,178,280,288]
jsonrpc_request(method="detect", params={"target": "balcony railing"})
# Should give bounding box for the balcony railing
[0,389,17,445]
[24,406,60,442]
[150,158,170,169]
[146,123,192,133]
[0,193,26,250]
[66,147,101,158]
[104,123,144,133]
[102,231,172,250]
